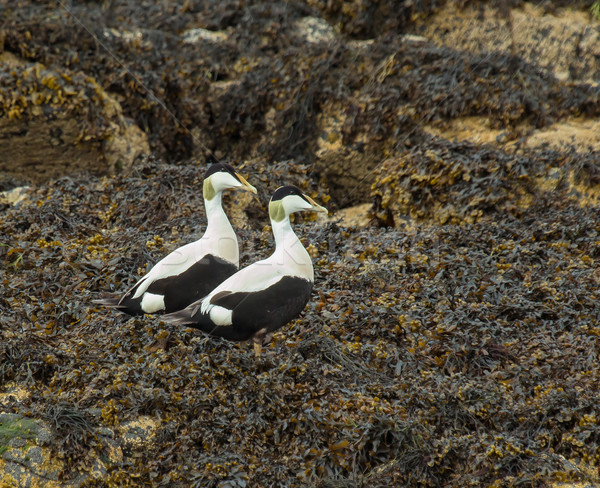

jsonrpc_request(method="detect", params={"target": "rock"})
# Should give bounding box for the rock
[1,385,122,487]
[309,0,420,38]
[118,416,158,452]
[419,4,600,82]
[369,139,541,226]
[0,414,63,488]
[0,186,30,206]
[101,28,154,50]
[104,116,151,174]
[89,457,108,479]
[315,102,388,207]
[423,116,505,147]
[331,203,372,227]
[0,57,149,184]
[294,17,336,44]
[181,27,229,44]
[523,117,600,151]
[0,410,136,487]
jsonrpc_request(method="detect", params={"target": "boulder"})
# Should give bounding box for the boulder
[419,3,600,82]
[0,53,148,184]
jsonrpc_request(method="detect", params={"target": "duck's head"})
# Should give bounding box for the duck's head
[203,162,257,200]
[268,185,328,222]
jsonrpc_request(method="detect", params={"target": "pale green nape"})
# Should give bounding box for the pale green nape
[269,200,286,222]
[203,178,216,201]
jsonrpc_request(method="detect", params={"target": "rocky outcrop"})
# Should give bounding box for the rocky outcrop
[0,405,155,487]
[419,3,600,83]
[0,54,148,185]
[2,2,599,211]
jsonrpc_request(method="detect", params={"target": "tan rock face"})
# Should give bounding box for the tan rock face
[0,58,148,184]
[420,4,600,83]
[315,102,395,207]
[523,117,600,151]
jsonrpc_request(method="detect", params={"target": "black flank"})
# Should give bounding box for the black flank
[146,254,237,313]
[184,276,313,342]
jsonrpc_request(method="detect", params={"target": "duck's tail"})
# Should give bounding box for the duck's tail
[92,296,123,309]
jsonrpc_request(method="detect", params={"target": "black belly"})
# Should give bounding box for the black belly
[193,275,314,341]
[146,254,237,313]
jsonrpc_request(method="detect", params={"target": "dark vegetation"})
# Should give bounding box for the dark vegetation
[2,157,600,485]
[371,140,600,225]
[3,0,599,202]
[1,0,600,486]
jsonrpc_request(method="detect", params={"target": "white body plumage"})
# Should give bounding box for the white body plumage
[163,186,327,355]
[94,163,256,315]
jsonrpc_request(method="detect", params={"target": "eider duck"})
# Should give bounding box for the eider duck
[94,163,257,315]
[163,186,327,354]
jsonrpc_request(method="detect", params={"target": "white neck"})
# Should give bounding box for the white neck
[271,216,314,281]
[202,193,239,265]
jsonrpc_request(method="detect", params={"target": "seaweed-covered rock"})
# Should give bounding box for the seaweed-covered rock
[369,138,534,225]
[2,1,599,207]
[306,0,430,38]
[370,138,600,226]
[3,2,600,486]
[0,56,148,184]
[2,157,600,486]
[420,3,600,82]
[0,413,63,487]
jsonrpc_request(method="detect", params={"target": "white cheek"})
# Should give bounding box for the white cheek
[283,194,311,214]
[210,172,239,192]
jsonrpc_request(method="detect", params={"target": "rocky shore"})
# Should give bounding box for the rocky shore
[1,1,600,486]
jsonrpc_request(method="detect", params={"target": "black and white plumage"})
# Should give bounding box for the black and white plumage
[94,163,257,315]
[163,185,327,354]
